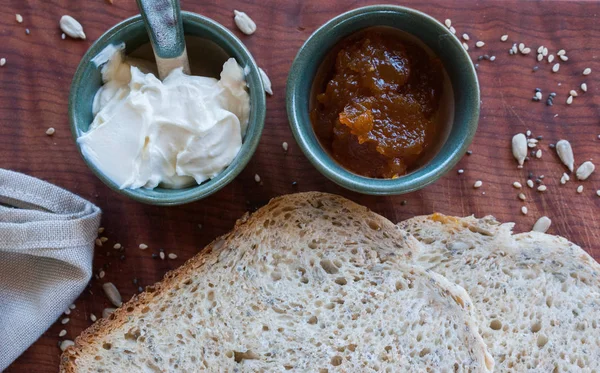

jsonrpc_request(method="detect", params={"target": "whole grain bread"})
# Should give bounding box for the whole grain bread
[399,213,600,372]
[60,193,493,372]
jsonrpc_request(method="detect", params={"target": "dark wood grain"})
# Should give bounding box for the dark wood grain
[2,0,600,371]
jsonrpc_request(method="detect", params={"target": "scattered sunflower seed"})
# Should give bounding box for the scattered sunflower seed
[500,34,508,42]
[559,54,568,62]
[527,179,534,188]
[537,46,544,54]
[100,237,108,243]
[102,282,123,307]
[552,63,560,73]
[518,43,525,52]
[542,47,548,57]
[475,41,485,48]
[537,54,544,62]
[512,133,527,168]
[0,58,6,67]
[59,340,74,352]
[513,181,522,189]
[518,193,526,201]
[462,33,470,41]
[444,19,452,28]
[59,329,67,337]
[556,140,575,171]
[547,54,554,63]
[473,180,483,189]
[570,90,578,97]
[16,14,23,23]
[254,174,261,183]
[462,42,469,51]
[98,227,105,234]
[534,91,542,100]
[99,270,105,279]
[168,253,178,259]
[139,243,148,250]
[490,56,496,61]
[581,83,588,92]
[576,161,595,180]
[113,243,121,249]
[560,172,570,185]
[457,169,464,174]
[577,185,584,194]
[557,49,566,56]
[521,206,528,215]
[159,251,165,260]
[596,190,600,197]
[583,68,592,75]
[566,95,573,105]
[449,26,456,34]
[102,308,116,318]
[282,142,289,152]
[233,10,256,35]
[25,28,30,35]
[537,185,547,192]
[61,318,70,325]
[532,216,551,233]
[61,33,66,40]
[95,238,102,247]
[64,309,71,315]
[258,67,273,95]
[90,313,97,322]
[46,127,55,136]
[535,149,542,159]
[521,47,531,54]
[59,15,86,39]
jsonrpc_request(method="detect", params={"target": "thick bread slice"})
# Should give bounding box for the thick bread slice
[61,193,493,372]
[399,213,600,372]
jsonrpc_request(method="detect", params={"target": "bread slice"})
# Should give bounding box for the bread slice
[61,193,493,372]
[399,213,600,372]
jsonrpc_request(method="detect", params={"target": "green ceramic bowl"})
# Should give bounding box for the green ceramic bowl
[286,5,479,195]
[69,12,265,205]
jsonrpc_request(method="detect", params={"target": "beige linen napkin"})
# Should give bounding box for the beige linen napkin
[0,169,101,370]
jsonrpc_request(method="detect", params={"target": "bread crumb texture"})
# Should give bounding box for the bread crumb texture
[60,193,492,372]
[400,213,600,372]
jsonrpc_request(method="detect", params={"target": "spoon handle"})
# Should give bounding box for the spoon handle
[136,0,191,79]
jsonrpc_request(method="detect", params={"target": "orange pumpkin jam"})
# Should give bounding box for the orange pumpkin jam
[311,30,444,178]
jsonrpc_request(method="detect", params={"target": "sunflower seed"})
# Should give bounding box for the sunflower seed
[476,41,485,48]
[59,340,74,352]
[559,55,568,62]
[99,270,105,279]
[537,185,547,192]
[512,133,527,167]
[518,43,525,52]
[168,253,178,259]
[61,33,66,40]
[90,313,97,322]
[527,179,534,188]
[537,54,544,62]
[462,42,469,51]
[46,127,55,136]
[282,142,288,152]
[16,14,23,23]
[449,26,456,34]
[445,19,452,28]
[102,308,116,318]
[537,46,544,54]
[566,95,573,105]
[233,10,256,35]
[462,33,470,41]
[576,161,595,180]
[518,193,527,201]
[59,329,67,337]
[581,83,588,92]
[258,67,273,95]
[0,58,5,67]
[100,237,108,242]
[532,216,551,233]
[457,169,464,174]
[596,190,600,197]
[64,309,71,315]
[501,34,508,42]
[560,172,570,185]
[521,206,528,215]
[535,149,542,159]
[159,251,165,260]
[254,174,261,183]
[513,181,522,189]
[95,238,102,247]
[577,185,584,193]
[490,55,496,61]
[557,49,566,56]
[543,47,548,56]
[139,243,148,250]
[547,54,554,63]
[556,139,574,171]
[113,243,121,249]
[61,318,70,324]
[521,47,531,54]
[552,63,560,73]
[59,15,86,39]
[473,180,483,188]
[583,68,592,75]
[570,90,578,97]
[102,282,122,307]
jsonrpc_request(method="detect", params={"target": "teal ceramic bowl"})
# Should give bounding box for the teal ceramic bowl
[70,12,265,205]
[286,5,479,195]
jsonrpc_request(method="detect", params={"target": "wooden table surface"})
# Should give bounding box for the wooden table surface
[2,0,599,371]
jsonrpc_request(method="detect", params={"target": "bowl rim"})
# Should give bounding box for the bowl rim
[69,11,265,206]
[286,4,480,195]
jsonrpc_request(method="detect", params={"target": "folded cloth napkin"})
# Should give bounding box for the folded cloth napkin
[0,169,101,371]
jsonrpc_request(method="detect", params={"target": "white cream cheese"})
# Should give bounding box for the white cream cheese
[78,43,250,189]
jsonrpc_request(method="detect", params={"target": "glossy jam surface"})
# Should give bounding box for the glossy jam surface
[311,31,444,178]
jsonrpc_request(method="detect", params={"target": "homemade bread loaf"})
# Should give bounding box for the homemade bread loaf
[399,213,600,372]
[61,193,493,372]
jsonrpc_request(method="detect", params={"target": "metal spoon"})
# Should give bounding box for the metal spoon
[136,0,191,79]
